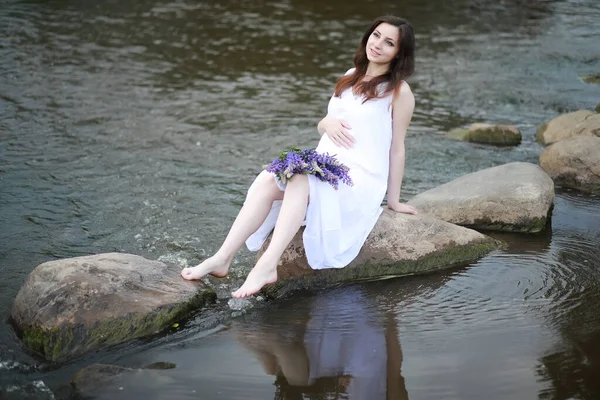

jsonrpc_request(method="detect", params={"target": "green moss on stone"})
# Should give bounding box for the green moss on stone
[468,128,521,146]
[263,239,503,299]
[446,128,469,141]
[581,73,600,85]
[21,289,216,362]
[22,326,75,361]
[447,127,521,146]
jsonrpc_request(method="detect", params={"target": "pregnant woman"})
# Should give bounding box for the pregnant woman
[182,15,417,298]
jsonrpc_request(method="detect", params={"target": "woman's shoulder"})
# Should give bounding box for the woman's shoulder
[394,81,414,102]
[344,67,356,76]
[392,81,415,112]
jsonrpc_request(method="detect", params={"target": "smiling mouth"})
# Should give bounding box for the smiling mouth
[369,48,380,57]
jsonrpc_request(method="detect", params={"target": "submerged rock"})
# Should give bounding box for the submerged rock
[258,209,501,299]
[144,362,177,370]
[447,123,522,146]
[407,162,554,233]
[539,136,600,194]
[536,110,600,145]
[72,364,133,395]
[11,253,216,361]
[227,297,253,312]
[71,363,179,399]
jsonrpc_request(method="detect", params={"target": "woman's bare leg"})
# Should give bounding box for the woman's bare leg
[232,174,309,298]
[181,172,284,280]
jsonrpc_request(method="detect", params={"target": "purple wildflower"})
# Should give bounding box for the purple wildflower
[264,148,353,190]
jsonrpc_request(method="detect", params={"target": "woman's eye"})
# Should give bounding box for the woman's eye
[373,32,379,37]
[386,41,393,46]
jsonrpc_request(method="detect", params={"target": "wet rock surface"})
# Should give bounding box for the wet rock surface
[447,123,522,146]
[539,136,600,194]
[407,162,554,233]
[258,209,501,299]
[11,253,216,361]
[536,110,600,145]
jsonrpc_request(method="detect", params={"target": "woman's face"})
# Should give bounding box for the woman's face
[365,22,400,65]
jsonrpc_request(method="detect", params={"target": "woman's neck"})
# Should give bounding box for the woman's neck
[365,63,389,77]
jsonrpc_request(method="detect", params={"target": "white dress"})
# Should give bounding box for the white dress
[246,68,395,269]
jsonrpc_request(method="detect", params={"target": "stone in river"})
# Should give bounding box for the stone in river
[580,72,600,85]
[11,253,216,361]
[72,363,170,398]
[258,209,501,299]
[536,110,600,145]
[407,162,554,233]
[539,135,600,194]
[447,123,522,146]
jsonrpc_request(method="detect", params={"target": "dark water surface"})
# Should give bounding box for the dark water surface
[1,0,599,398]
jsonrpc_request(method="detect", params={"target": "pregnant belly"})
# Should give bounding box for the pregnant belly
[316,134,388,179]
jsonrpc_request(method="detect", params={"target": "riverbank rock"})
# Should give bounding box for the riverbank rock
[11,253,216,362]
[536,110,600,145]
[407,162,554,233]
[539,136,600,194]
[258,210,501,299]
[447,123,522,146]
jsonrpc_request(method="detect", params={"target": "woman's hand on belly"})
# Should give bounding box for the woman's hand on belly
[319,117,355,149]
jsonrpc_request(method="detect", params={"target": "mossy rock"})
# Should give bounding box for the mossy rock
[258,210,502,299]
[447,123,521,146]
[11,253,216,361]
[580,73,600,85]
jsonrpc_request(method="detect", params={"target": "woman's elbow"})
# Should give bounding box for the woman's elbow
[389,145,405,159]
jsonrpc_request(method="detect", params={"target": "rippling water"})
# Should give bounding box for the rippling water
[1,0,600,398]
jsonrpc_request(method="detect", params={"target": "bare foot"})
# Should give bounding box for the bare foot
[181,255,231,280]
[231,263,277,298]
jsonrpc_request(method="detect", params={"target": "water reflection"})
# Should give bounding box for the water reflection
[238,286,409,400]
[533,192,600,400]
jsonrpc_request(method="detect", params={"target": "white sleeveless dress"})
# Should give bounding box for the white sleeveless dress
[246,68,395,270]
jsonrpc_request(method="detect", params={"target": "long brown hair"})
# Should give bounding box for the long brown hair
[334,16,415,102]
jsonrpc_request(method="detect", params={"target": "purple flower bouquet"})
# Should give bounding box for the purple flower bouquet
[264,147,353,190]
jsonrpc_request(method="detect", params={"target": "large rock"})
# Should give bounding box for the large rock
[536,110,600,145]
[407,162,554,233]
[447,123,522,146]
[259,210,501,298]
[539,136,600,194]
[11,253,216,362]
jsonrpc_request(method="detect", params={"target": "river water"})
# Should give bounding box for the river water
[1,0,599,398]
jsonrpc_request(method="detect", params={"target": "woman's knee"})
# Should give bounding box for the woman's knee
[287,174,309,189]
[255,171,284,200]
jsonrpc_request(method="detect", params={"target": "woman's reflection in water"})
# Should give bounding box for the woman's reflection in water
[238,285,409,400]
